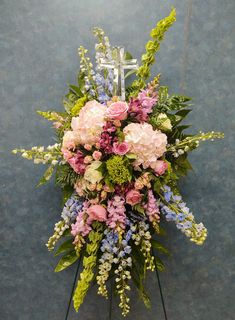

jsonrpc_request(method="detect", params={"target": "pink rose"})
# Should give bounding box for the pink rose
[87,205,107,222]
[126,189,142,206]
[106,101,129,120]
[92,150,102,160]
[112,142,129,155]
[153,160,168,176]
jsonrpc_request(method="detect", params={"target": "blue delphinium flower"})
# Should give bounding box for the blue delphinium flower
[160,185,195,235]
[163,185,173,202]
[61,196,84,225]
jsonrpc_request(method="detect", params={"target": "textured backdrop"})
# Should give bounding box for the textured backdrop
[0,0,234,319]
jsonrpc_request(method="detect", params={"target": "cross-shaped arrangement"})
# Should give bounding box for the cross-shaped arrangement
[98,46,138,101]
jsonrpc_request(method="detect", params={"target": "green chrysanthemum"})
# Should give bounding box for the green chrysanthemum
[106,156,132,185]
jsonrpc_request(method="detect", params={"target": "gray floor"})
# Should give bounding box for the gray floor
[0,0,234,319]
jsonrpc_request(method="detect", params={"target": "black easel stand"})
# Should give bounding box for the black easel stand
[65,252,168,320]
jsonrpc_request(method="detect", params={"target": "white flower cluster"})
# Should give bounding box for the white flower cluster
[46,220,69,251]
[12,143,62,165]
[132,221,155,271]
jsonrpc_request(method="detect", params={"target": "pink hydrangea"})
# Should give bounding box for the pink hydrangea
[62,130,80,150]
[123,122,167,170]
[72,100,107,146]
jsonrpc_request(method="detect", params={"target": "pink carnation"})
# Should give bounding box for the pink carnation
[106,101,129,120]
[153,160,168,176]
[87,205,107,222]
[112,142,129,155]
[67,150,86,174]
[126,189,142,206]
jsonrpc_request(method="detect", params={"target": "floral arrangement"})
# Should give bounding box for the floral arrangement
[13,8,223,317]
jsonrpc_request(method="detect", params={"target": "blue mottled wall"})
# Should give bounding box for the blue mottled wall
[0,1,234,319]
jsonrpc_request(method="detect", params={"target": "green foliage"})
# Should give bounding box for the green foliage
[62,185,74,205]
[73,222,104,312]
[37,165,55,187]
[154,255,165,272]
[105,156,132,185]
[131,245,151,308]
[129,8,176,96]
[55,164,78,188]
[151,239,170,256]
[154,86,191,112]
[70,96,88,116]
[172,154,193,177]
[37,110,66,121]
[54,238,74,256]
[54,250,79,272]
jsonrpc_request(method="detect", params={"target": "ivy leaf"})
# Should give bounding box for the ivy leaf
[37,165,55,187]
[54,239,74,256]
[54,250,79,272]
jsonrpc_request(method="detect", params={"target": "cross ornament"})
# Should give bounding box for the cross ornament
[98,47,138,101]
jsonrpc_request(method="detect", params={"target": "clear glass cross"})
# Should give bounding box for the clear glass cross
[98,47,138,101]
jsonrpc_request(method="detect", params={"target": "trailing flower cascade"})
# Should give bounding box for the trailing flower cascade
[13,8,224,317]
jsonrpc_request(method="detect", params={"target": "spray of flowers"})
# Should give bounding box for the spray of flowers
[13,8,224,317]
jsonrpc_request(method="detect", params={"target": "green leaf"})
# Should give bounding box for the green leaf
[62,185,74,205]
[124,69,136,79]
[154,255,165,271]
[54,239,74,256]
[56,164,78,188]
[124,51,133,60]
[37,165,55,187]
[134,204,145,215]
[151,239,170,255]
[69,84,83,97]
[63,228,72,237]
[173,154,193,176]
[54,250,79,272]
[125,153,137,160]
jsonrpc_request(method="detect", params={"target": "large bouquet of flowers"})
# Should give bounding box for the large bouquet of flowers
[13,8,223,316]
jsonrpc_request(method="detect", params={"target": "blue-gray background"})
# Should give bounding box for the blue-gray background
[0,0,234,319]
